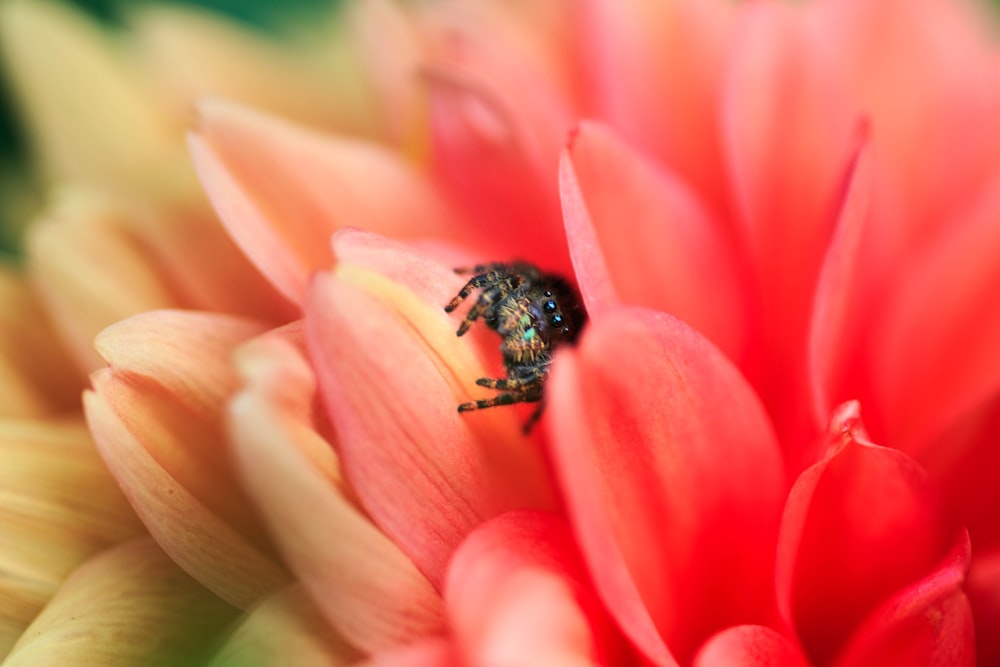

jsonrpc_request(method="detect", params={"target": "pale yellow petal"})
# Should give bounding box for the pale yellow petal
[26,188,178,372]
[0,419,144,656]
[0,0,174,185]
[0,266,85,417]
[207,586,358,667]
[83,388,289,610]
[3,538,238,667]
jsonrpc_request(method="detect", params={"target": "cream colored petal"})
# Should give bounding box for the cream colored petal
[2,538,238,667]
[83,389,289,610]
[229,333,446,653]
[0,266,85,417]
[207,586,358,667]
[0,419,144,657]
[129,4,375,137]
[0,0,174,186]
[26,188,179,372]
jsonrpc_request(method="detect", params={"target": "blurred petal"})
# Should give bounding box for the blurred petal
[0,267,84,416]
[832,536,974,667]
[445,511,617,667]
[967,547,1000,664]
[808,127,874,437]
[874,172,1000,451]
[0,419,143,654]
[207,586,358,667]
[347,0,426,148]
[559,121,749,362]
[2,538,237,667]
[27,188,179,371]
[305,248,557,587]
[229,330,446,653]
[130,3,373,135]
[423,67,569,272]
[0,0,174,185]
[722,1,858,446]
[576,0,733,209]
[548,307,785,664]
[359,639,461,667]
[189,99,460,303]
[86,310,290,608]
[776,402,965,665]
[693,626,809,667]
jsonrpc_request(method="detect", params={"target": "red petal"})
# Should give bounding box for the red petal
[777,402,964,664]
[721,1,858,447]
[189,98,460,304]
[873,175,1000,451]
[808,126,875,443]
[967,546,1000,664]
[423,67,571,273]
[548,307,785,665]
[576,0,733,210]
[445,511,620,667]
[305,259,556,588]
[693,626,810,667]
[832,535,974,667]
[559,121,750,363]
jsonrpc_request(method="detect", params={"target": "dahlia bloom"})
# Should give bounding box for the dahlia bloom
[6,0,1000,664]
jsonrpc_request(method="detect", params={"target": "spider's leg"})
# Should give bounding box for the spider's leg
[457,390,536,412]
[444,271,522,314]
[521,400,546,434]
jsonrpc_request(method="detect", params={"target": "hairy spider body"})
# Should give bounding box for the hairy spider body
[444,261,586,432]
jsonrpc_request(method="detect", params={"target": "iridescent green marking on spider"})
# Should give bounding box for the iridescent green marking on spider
[523,327,537,341]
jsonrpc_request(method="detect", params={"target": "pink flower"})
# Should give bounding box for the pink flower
[64,0,1000,663]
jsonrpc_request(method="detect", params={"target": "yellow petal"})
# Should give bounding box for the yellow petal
[0,0,175,186]
[26,188,179,372]
[3,538,238,667]
[0,419,144,656]
[207,586,358,667]
[0,266,85,417]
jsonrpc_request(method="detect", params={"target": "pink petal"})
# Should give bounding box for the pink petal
[423,67,571,273]
[228,331,446,653]
[445,511,621,667]
[548,307,785,665]
[693,626,810,667]
[305,257,557,588]
[808,126,875,440]
[721,1,859,446]
[360,639,461,667]
[575,0,733,211]
[559,121,750,363]
[189,98,460,304]
[832,536,974,667]
[776,402,964,664]
[872,175,1000,452]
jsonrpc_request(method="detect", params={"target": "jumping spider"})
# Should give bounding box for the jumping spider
[444,261,586,432]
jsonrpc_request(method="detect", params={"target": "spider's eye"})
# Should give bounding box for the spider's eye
[550,314,564,327]
[543,300,557,313]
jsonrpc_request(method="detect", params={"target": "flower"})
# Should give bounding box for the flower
[5,0,1000,664]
